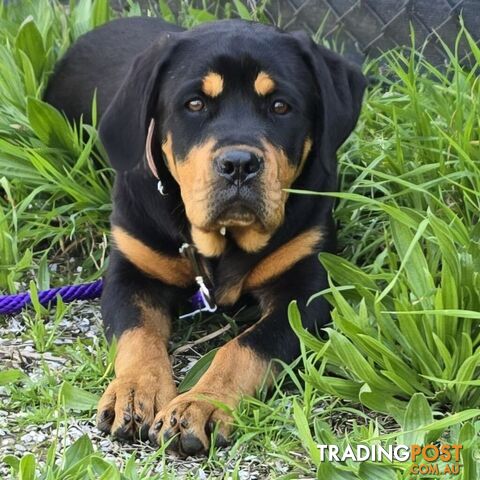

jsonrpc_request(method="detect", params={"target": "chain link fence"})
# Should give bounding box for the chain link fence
[113,0,480,65]
[263,0,479,65]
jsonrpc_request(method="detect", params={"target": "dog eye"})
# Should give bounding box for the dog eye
[271,100,291,115]
[185,98,205,112]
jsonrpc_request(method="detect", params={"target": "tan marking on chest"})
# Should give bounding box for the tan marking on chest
[230,226,271,253]
[191,225,226,258]
[111,226,194,287]
[244,227,323,289]
[216,227,323,305]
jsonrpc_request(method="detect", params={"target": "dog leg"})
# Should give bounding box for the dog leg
[150,257,328,455]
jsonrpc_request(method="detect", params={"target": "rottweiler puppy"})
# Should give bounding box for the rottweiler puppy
[45,16,366,456]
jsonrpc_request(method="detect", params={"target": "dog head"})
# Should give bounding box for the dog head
[99,20,366,255]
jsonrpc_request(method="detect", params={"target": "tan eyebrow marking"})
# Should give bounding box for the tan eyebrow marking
[201,72,224,97]
[254,71,276,96]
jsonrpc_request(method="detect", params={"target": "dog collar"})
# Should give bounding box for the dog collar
[178,243,217,319]
[146,118,167,195]
[146,123,217,317]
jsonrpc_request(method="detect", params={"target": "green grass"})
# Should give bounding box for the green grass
[0,1,479,479]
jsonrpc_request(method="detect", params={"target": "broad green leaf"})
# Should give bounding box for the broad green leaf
[458,422,477,480]
[428,211,461,283]
[320,252,378,290]
[27,97,73,151]
[97,463,121,480]
[15,17,45,78]
[18,453,36,480]
[358,383,405,420]
[455,351,480,401]
[159,0,175,23]
[178,348,218,393]
[400,393,433,445]
[432,333,454,377]
[289,301,327,352]
[327,329,398,393]
[377,409,480,441]
[3,455,20,473]
[0,369,27,385]
[387,309,480,319]
[317,461,357,480]
[90,456,116,477]
[92,0,110,28]
[18,50,37,97]
[233,0,253,20]
[62,435,94,470]
[303,372,361,400]
[380,217,433,304]
[59,382,99,411]
[188,7,217,25]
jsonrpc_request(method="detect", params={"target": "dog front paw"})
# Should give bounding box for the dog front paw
[148,390,232,456]
[96,373,177,441]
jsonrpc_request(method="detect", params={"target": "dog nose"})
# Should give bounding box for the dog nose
[215,150,263,185]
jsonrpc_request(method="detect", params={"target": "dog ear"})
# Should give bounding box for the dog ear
[292,31,367,188]
[99,33,178,171]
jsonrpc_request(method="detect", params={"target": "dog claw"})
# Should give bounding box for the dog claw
[101,409,113,421]
[215,433,229,448]
[181,433,204,456]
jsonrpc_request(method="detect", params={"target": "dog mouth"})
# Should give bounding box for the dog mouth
[216,203,257,227]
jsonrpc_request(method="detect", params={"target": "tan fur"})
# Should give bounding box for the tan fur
[192,339,271,398]
[111,226,194,287]
[162,132,307,257]
[152,339,271,452]
[217,228,323,304]
[164,134,218,229]
[191,225,226,257]
[114,318,170,377]
[245,227,323,289]
[96,304,177,437]
[259,140,297,233]
[230,226,271,253]
[202,72,224,97]
[254,71,275,96]
[297,137,313,178]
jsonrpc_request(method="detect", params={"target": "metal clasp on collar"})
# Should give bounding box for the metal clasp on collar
[178,243,217,319]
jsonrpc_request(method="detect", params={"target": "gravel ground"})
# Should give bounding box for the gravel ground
[0,290,392,479]
[0,299,281,479]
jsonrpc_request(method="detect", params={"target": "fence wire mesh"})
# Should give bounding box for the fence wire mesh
[122,0,480,65]
[264,0,479,65]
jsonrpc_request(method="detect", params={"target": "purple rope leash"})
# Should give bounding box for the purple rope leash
[0,280,103,315]
[0,280,208,317]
